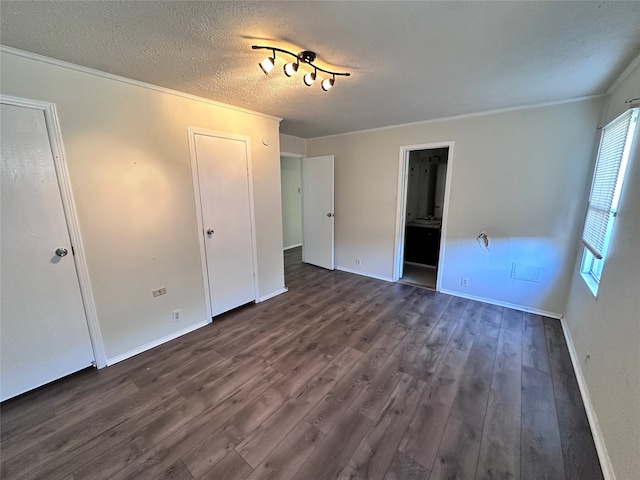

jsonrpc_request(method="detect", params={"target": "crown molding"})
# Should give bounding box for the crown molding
[308,94,606,141]
[0,45,282,123]
[606,51,640,96]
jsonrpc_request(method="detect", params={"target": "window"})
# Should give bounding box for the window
[580,107,638,295]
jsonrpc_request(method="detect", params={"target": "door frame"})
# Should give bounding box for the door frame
[1,94,107,368]
[280,151,305,251]
[393,141,455,291]
[188,127,259,322]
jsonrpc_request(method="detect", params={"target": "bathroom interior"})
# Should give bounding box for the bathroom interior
[401,147,449,289]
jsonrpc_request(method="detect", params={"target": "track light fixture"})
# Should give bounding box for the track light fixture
[304,69,316,86]
[258,49,276,75]
[252,45,350,90]
[284,61,298,77]
[321,75,335,91]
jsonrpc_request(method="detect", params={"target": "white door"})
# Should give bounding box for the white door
[302,155,335,270]
[192,131,257,318]
[1,102,94,401]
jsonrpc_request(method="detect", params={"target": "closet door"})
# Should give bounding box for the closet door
[1,101,95,401]
[190,130,258,318]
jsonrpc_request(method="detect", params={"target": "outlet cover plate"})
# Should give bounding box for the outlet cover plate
[152,287,167,297]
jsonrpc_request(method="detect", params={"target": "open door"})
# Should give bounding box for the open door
[301,155,334,270]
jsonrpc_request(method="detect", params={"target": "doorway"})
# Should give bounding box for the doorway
[280,155,303,251]
[280,154,335,275]
[394,142,454,290]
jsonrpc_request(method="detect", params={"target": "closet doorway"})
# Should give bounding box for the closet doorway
[394,142,454,290]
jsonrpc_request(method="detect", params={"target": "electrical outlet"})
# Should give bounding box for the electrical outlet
[461,277,469,287]
[152,287,167,297]
[355,258,362,266]
[172,309,181,322]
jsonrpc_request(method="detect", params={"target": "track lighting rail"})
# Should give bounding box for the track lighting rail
[252,45,351,77]
[252,44,350,90]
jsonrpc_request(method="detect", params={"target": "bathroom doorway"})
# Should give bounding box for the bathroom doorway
[394,142,454,290]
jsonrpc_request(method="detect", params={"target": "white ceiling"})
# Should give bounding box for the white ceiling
[2,1,639,138]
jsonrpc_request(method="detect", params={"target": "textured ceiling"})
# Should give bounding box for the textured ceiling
[1,1,640,138]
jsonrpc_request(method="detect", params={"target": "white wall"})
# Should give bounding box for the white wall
[564,60,640,480]
[307,99,604,316]
[0,50,285,361]
[280,156,302,249]
[280,133,306,157]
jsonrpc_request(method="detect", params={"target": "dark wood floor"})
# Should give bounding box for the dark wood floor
[1,247,604,480]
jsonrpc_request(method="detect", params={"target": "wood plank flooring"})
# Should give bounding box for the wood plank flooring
[0,247,604,480]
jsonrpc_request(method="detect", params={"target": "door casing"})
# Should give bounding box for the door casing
[394,141,455,290]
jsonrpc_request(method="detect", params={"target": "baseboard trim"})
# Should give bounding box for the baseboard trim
[438,288,563,319]
[259,287,288,302]
[106,320,209,366]
[560,318,616,480]
[283,243,302,251]
[335,266,394,282]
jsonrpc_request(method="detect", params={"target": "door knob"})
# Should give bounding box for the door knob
[55,247,68,257]
[206,229,214,235]
[326,213,334,217]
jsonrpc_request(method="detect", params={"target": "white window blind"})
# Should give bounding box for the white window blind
[581,107,638,259]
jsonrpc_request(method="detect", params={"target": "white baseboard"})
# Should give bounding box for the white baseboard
[106,320,209,366]
[335,266,394,282]
[284,243,302,251]
[259,287,288,302]
[438,288,563,319]
[560,318,616,480]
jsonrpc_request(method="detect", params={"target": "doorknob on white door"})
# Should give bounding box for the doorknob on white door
[206,229,214,235]
[326,213,334,217]
[55,248,68,257]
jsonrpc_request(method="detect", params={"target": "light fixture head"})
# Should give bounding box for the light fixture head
[284,61,299,77]
[321,76,335,91]
[259,50,276,75]
[304,70,316,86]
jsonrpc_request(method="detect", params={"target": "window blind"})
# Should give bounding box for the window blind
[581,108,638,259]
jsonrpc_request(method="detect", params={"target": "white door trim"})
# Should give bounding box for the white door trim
[0,94,107,368]
[188,127,260,322]
[393,141,455,291]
